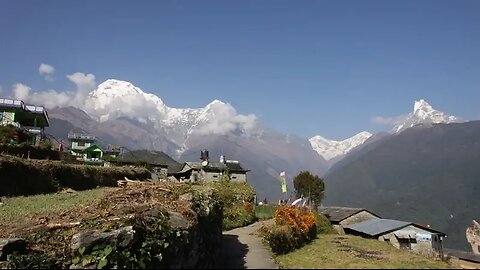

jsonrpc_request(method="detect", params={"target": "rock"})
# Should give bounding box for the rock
[71,226,137,251]
[59,188,77,193]
[145,208,162,218]
[168,211,189,229]
[466,220,480,255]
[0,238,28,260]
[180,193,193,202]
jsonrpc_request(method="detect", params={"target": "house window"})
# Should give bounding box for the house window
[232,176,237,179]
[77,141,85,147]
[213,175,218,178]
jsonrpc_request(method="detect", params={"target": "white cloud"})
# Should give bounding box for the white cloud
[11,72,96,109]
[39,63,55,81]
[371,114,409,125]
[67,72,96,108]
[27,89,72,108]
[12,83,31,100]
[193,102,257,135]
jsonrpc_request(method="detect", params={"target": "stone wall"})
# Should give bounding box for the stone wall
[0,181,224,269]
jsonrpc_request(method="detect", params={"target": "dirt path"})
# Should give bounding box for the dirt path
[219,220,277,269]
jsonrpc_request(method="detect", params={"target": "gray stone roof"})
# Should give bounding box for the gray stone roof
[184,161,249,173]
[185,162,228,172]
[225,162,249,172]
[319,207,378,223]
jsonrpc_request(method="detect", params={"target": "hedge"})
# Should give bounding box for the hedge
[0,155,150,196]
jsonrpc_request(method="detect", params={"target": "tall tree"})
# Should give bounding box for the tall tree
[293,171,325,208]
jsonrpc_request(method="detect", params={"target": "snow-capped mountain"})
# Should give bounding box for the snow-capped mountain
[392,99,462,133]
[48,79,329,201]
[84,79,257,147]
[309,131,372,161]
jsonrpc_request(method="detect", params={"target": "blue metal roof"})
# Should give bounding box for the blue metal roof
[344,218,411,237]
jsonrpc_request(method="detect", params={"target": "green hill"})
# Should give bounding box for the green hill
[324,121,480,251]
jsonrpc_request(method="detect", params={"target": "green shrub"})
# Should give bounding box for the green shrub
[263,225,307,255]
[313,212,337,234]
[6,253,58,269]
[223,204,257,230]
[210,181,257,230]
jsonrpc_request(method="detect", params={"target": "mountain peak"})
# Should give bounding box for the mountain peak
[309,131,372,161]
[206,99,226,107]
[393,99,461,133]
[414,99,432,112]
[94,79,146,96]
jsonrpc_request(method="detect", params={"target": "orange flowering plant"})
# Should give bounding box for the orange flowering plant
[262,205,317,254]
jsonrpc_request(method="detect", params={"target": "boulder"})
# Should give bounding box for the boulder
[71,226,137,251]
[466,220,480,255]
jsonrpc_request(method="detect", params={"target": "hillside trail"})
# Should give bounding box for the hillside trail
[218,219,278,269]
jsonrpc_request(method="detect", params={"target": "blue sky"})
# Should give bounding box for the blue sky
[1,0,479,140]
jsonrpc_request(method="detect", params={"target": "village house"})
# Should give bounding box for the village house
[173,150,249,182]
[0,98,50,145]
[319,206,380,234]
[344,218,446,256]
[104,145,123,159]
[67,132,104,164]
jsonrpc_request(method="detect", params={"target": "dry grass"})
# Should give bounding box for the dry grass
[274,234,459,269]
[0,188,110,226]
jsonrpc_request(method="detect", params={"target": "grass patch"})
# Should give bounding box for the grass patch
[0,188,110,225]
[255,205,277,220]
[274,234,458,269]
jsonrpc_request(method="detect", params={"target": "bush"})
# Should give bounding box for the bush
[0,155,151,196]
[263,225,298,254]
[223,203,257,230]
[313,212,337,234]
[210,181,257,230]
[262,206,317,254]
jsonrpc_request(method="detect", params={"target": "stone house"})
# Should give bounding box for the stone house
[173,152,249,183]
[319,207,380,234]
[344,218,446,255]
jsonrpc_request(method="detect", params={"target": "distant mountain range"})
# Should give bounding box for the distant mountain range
[46,79,329,200]
[44,79,470,202]
[309,131,372,166]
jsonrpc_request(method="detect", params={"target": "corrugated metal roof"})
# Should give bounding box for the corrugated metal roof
[444,248,480,263]
[344,218,411,237]
[319,207,377,223]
